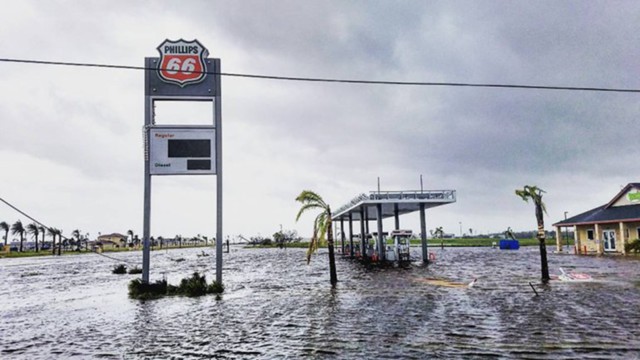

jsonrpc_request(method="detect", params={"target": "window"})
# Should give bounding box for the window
[637,227,640,240]
[587,229,595,241]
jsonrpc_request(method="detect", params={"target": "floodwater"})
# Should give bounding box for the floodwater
[1,246,640,359]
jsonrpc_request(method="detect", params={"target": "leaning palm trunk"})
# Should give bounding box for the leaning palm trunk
[516,185,550,284]
[536,203,550,282]
[326,209,337,286]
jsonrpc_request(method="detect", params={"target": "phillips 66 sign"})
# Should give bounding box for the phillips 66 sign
[156,39,209,87]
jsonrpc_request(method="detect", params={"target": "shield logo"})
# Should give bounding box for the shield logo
[157,39,209,87]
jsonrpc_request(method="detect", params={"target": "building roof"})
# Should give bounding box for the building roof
[554,203,640,226]
[554,183,640,226]
[98,233,127,240]
[605,182,640,208]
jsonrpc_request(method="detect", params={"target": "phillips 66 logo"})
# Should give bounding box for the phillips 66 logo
[157,39,209,87]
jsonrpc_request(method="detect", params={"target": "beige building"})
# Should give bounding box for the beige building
[97,233,128,248]
[554,183,640,255]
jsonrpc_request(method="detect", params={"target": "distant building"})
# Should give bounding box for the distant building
[554,183,640,255]
[97,233,128,248]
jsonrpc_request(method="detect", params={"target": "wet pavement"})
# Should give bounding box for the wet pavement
[1,246,639,359]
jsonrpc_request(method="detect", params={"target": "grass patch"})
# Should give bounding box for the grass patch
[244,238,563,249]
[112,264,128,274]
[410,237,562,247]
[128,272,224,300]
[1,251,56,258]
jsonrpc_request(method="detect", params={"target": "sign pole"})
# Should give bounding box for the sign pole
[142,96,152,283]
[214,59,223,285]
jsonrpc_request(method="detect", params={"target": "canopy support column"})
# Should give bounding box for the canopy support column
[376,203,385,262]
[340,218,345,255]
[420,203,428,263]
[348,213,354,259]
[394,203,400,230]
[360,206,366,260]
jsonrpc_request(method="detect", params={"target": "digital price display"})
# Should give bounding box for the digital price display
[149,126,216,175]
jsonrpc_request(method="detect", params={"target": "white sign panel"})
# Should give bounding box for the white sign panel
[149,126,216,175]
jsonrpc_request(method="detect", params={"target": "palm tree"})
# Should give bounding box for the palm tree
[515,185,550,283]
[47,227,58,255]
[11,220,26,252]
[71,229,81,251]
[0,221,9,247]
[127,230,134,246]
[295,190,338,287]
[39,226,46,249]
[26,223,40,252]
[431,226,445,248]
[58,229,65,255]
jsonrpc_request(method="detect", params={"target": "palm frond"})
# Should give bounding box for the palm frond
[295,190,327,208]
[11,220,24,235]
[316,212,328,247]
[306,222,319,263]
[516,185,548,214]
[295,203,325,222]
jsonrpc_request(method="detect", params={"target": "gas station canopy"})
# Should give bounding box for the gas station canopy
[332,190,456,221]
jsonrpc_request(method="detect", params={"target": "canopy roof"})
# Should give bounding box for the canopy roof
[332,190,456,221]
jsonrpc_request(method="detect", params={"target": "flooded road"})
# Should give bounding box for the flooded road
[1,246,639,359]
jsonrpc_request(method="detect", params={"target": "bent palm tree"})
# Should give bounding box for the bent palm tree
[48,227,58,255]
[0,221,9,247]
[515,185,550,283]
[72,229,81,251]
[295,190,338,287]
[11,220,26,252]
[26,223,40,252]
[39,226,46,249]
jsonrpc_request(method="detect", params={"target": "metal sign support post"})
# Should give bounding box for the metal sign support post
[142,97,152,283]
[214,59,223,285]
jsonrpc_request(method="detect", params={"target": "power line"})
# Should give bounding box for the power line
[0,195,136,264]
[1,57,639,93]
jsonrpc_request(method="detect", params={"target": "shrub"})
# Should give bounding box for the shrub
[178,272,209,297]
[625,239,640,253]
[128,272,224,300]
[128,278,168,300]
[208,280,224,294]
[128,267,143,274]
[112,264,127,274]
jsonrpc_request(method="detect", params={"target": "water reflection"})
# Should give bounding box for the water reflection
[1,246,639,358]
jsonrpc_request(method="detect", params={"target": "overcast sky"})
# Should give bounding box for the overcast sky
[1,1,639,242]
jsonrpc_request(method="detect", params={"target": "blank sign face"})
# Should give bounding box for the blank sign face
[149,126,216,175]
[168,139,211,158]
